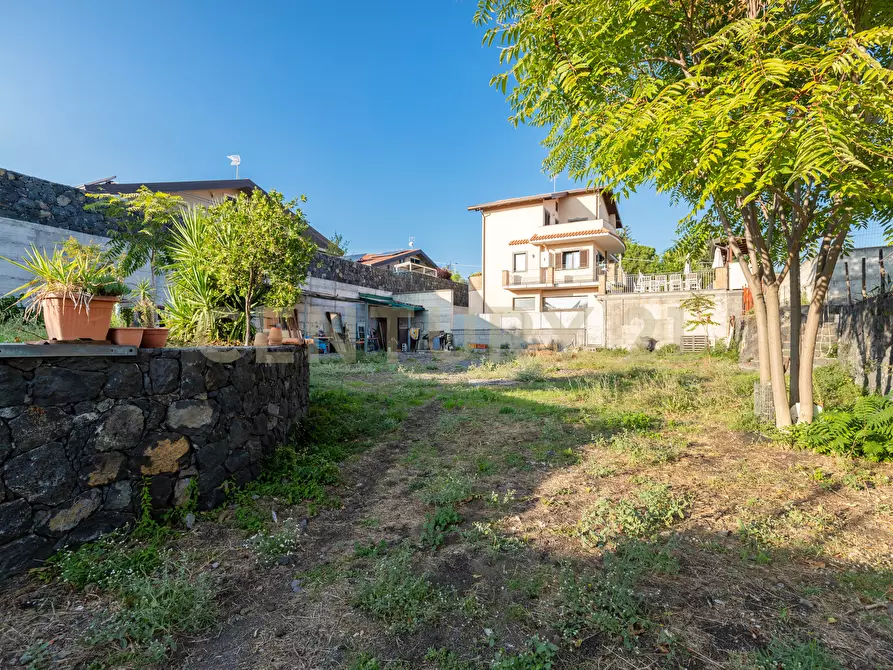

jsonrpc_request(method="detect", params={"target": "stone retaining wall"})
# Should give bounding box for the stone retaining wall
[0,167,120,237]
[0,346,309,578]
[309,253,469,307]
[838,294,893,394]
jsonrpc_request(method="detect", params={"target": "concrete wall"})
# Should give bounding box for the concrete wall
[0,216,153,297]
[0,345,309,578]
[602,290,741,349]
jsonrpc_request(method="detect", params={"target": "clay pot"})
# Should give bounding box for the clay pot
[42,294,120,341]
[268,326,283,346]
[141,328,170,348]
[254,331,269,347]
[107,327,145,346]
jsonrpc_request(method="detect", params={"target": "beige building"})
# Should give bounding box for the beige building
[466,188,625,347]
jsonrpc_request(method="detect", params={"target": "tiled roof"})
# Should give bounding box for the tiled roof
[508,239,530,246]
[530,229,613,242]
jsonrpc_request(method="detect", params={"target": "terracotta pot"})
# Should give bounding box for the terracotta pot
[254,331,269,347]
[268,326,283,346]
[141,327,170,348]
[42,294,120,341]
[107,327,145,346]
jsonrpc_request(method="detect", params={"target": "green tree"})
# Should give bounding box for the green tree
[325,231,349,257]
[680,293,721,345]
[210,189,316,345]
[477,0,893,425]
[87,186,184,297]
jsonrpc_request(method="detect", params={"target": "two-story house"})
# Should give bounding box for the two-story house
[467,188,625,347]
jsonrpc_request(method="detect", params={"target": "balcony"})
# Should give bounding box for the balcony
[527,220,625,254]
[393,261,438,277]
[502,267,601,290]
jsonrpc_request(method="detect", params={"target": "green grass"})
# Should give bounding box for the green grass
[491,635,558,670]
[737,637,843,669]
[417,471,475,506]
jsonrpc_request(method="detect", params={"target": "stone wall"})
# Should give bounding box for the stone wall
[838,294,893,394]
[0,167,120,237]
[309,253,469,307]
[0,346,309,578]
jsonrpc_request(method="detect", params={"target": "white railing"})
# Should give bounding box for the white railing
[393,261,438,277]
[606,269,716,294]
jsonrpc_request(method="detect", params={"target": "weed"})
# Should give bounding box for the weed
[486,489,517,508]
[418,472,475,506]
[491,635,558,670]
[577,484,692,548]
[557,540,678,648]
[838,569,893,601]
[244,517,304,567]
[420,507,463,550]
[737,505,839,555]
[354,540,390,558]
[605,431,684,465]
[792,394,893,461]
[592,410,660,433]
[737,637,843,669]
[19,639,53,670]
[464,521,527,556]
[354,546,449,633]
[85,561,218,666]
[424,647,478,670]
[813,363,863,409]
[475,456,498,475]
[514,357,548,383]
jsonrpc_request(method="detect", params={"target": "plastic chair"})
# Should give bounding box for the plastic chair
[669,274,683,291]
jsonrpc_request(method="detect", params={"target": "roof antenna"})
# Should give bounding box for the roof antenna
[227,155,241,179]
[408,236,415,249]
[552,174,557,193]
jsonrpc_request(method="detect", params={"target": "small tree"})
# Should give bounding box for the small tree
[210,189,316,345]
[87,187,184,298]
[325,231,349,257]
[680,293,720,347]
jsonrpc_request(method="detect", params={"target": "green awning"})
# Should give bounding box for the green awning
[358,293,425,311]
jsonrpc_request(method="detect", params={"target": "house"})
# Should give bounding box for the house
[82,177,331,248]
[347,248,440,277]
[466,188,625,347]
[462,188,741,350]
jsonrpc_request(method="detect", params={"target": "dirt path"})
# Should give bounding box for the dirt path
[180,399,440,670]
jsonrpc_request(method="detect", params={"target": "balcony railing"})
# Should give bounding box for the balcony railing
[605,269,716,294]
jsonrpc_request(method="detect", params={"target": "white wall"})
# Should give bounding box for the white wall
[0,215,153,297]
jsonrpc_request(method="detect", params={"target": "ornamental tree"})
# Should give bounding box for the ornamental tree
[209,189,316,345]
[477,0,893,425]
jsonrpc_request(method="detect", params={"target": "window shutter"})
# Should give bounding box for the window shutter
[549,252,556,268]
[580,249,590,268]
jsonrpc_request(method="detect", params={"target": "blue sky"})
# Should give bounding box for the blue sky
[0,1,685,275]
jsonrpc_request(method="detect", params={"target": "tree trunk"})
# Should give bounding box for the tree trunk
[763,283,791,427]
[788,249,801,405]
[751,283,772,386]
[798,298,823,423]
[243,288,253,346]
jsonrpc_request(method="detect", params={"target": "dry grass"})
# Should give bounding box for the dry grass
[1,350,892,669]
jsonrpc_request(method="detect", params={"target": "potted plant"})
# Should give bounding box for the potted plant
[107,304,144,346]
[2,238,128,341]
[133,279,169,347]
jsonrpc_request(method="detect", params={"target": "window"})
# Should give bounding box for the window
[543,296,588,311]
[561,251,581,269]
[513,297,535,311]
[512,252,527,272]
[543,210,552,226]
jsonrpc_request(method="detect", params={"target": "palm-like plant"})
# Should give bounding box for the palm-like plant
[1,237,127,318]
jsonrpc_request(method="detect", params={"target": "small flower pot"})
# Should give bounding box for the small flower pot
[141,327,170,348]
[107,327,145,346]
[42,294,121,341]
[268,326,283,346]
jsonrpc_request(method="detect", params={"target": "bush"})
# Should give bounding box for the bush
[813,363,862,409]
[793,394,893,461]
[709,338,739,361]
[655,343,681,356]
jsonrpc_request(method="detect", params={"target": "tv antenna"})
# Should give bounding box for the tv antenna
[408,236,415,249]
[227,154,241,179]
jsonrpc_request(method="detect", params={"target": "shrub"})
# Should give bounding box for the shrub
[813,363,862,409]
[594,410,660,433]
[709,338,739,361]
[514,357,547,382]
[577,484,692,547]
[793,394,893,461]
[656,343,681,356]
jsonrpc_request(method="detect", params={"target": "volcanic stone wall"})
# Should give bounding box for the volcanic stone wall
[0,345,309,578]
